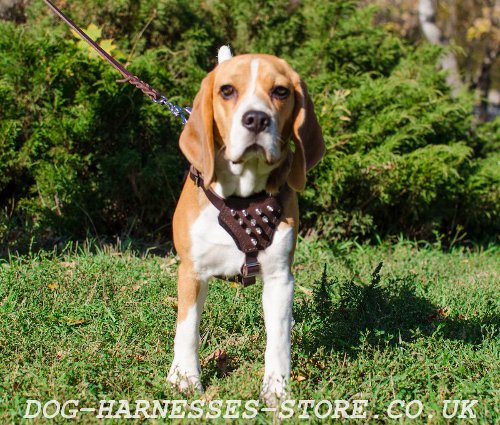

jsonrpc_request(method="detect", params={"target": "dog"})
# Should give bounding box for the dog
[167,46,325,404]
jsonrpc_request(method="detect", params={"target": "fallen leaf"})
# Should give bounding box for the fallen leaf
[132,282,144,291]
[161,257,177,268]
[47,283,58,290]
[426,306,450,322]
[165,297,178,311]
[296,285,312,296]
[202,349,229,374]
[438,307,451,319]
[291,371,307,382]
[64,317,85,326]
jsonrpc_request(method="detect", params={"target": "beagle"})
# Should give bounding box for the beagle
[168,46,325,404]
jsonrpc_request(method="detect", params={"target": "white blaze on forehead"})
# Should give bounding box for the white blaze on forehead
[249,59,260,95]
[217,45,233,64]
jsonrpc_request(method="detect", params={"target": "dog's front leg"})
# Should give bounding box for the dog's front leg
[261,270,294,406]
[168,261,207,393]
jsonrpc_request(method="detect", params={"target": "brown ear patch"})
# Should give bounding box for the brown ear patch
[179,71,216,187]
[287,79,325,192]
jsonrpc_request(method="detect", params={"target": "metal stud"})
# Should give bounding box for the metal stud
[256,227,262,235]
[250,219,257,226]
[266,205,274,212]
[256,208,262,216]
[242,209,249,217]
[262,216,269,223]
[230,209,236,217]
[251,238,258,246]
[238,218,244,226]
[245,228,252,235]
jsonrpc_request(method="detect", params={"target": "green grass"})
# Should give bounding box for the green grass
[0,239,498,423]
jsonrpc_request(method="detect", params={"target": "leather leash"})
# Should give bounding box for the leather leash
[43,0,191,123]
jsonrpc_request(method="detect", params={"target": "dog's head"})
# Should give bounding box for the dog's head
[179,47,325,192]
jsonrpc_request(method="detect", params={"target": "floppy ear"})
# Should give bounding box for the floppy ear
[179,71,215,187]
[287,78,325,192]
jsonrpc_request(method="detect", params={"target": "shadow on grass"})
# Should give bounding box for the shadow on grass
[293,263,499,357]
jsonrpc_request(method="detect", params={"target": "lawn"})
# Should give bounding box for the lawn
[0,239,498,423]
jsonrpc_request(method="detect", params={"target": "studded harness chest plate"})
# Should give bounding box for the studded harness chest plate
[189,167,283,286]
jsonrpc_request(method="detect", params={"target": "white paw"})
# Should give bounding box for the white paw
[261,375,289,407]
[167,364,204,393]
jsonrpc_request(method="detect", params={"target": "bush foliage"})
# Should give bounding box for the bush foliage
[0,0,498,251]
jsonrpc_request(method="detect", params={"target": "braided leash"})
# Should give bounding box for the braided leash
[43,0,191,124]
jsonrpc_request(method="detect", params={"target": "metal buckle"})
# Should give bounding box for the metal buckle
[241,260,260,277]
[191,168,201,187]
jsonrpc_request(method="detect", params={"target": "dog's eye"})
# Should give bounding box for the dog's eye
[220,85,236,99]
[271,86,290,100]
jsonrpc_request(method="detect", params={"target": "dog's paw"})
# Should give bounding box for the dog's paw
[167,365,204,394]
[260,375,289,408]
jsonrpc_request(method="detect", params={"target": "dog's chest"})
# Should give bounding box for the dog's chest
[189,203,294,281]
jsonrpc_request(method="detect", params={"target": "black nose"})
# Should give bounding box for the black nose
[242,110,270,134]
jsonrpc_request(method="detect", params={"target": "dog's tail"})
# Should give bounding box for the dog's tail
[218,45,233,64]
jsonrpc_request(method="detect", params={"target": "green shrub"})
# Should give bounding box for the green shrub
[0,20,192,247]
[0,0,498,252]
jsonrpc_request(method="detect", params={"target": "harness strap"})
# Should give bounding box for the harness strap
[189,166,283,287]
[190,167,226,211]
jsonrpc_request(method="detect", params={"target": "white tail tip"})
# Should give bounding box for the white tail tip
[218,45,233,64]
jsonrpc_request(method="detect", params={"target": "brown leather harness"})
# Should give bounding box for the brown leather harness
[189,167,283,286]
